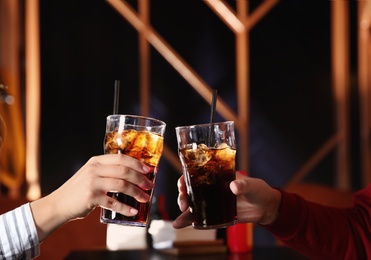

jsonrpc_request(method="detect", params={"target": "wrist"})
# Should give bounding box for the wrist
[30,192,68,242]
[259,188,282,225]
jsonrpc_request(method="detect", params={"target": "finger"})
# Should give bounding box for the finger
[172,209,192,229]
[90,154,150,174]
[177,175,187,193]
[99,178,151,203]
[109,165,154,190]
[87,162,154,190]
[230,177,250,196]
[177,192,189,212]
[99,196,139,216]
[230,181,239,195]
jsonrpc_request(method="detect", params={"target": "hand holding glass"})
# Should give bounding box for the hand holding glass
[175,121,237,229]
[100,114,166,227]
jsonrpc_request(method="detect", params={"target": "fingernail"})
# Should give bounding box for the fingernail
[130,208,138,215]
[142,165,150,172]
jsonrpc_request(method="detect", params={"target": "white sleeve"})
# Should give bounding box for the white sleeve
[0,203,40,259]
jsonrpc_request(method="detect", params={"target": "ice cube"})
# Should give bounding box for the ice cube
[217,143,230,149]
[118,130,137,149]
[192,144,211,167]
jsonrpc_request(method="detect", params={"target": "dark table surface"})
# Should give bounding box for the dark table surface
[65,247,309,260]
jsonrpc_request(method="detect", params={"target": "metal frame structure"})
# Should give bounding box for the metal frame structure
[286,1,351,189]
[106,0,278,176]
[25,0,41,200]
[3,0,371,198]
[0,0,26,199]
[0,0,41,200]
[106,0,353,189]
[359,1,371,187]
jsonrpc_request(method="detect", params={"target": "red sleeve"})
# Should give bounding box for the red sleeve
[261,185,371,260]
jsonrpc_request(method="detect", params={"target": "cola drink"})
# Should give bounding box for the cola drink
[176,121,237,229]
[100,115,166,227]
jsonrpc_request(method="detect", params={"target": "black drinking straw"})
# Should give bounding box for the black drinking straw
[113,80,120,114]
[208,89,218,146]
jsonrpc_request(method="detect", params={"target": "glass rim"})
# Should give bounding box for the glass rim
[107,114,166,126]
[175,120,234,130]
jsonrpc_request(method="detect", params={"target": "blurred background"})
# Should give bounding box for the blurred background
[1,0,370,258]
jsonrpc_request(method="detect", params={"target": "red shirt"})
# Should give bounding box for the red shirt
[262,185,371,259]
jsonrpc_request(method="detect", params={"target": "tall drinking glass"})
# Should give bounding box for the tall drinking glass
[175,121,237,229]
[100,114,166,227]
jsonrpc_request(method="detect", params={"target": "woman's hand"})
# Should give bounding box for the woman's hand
[30,154,154,241]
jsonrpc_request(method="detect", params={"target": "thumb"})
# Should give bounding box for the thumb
[230,178,250,196]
